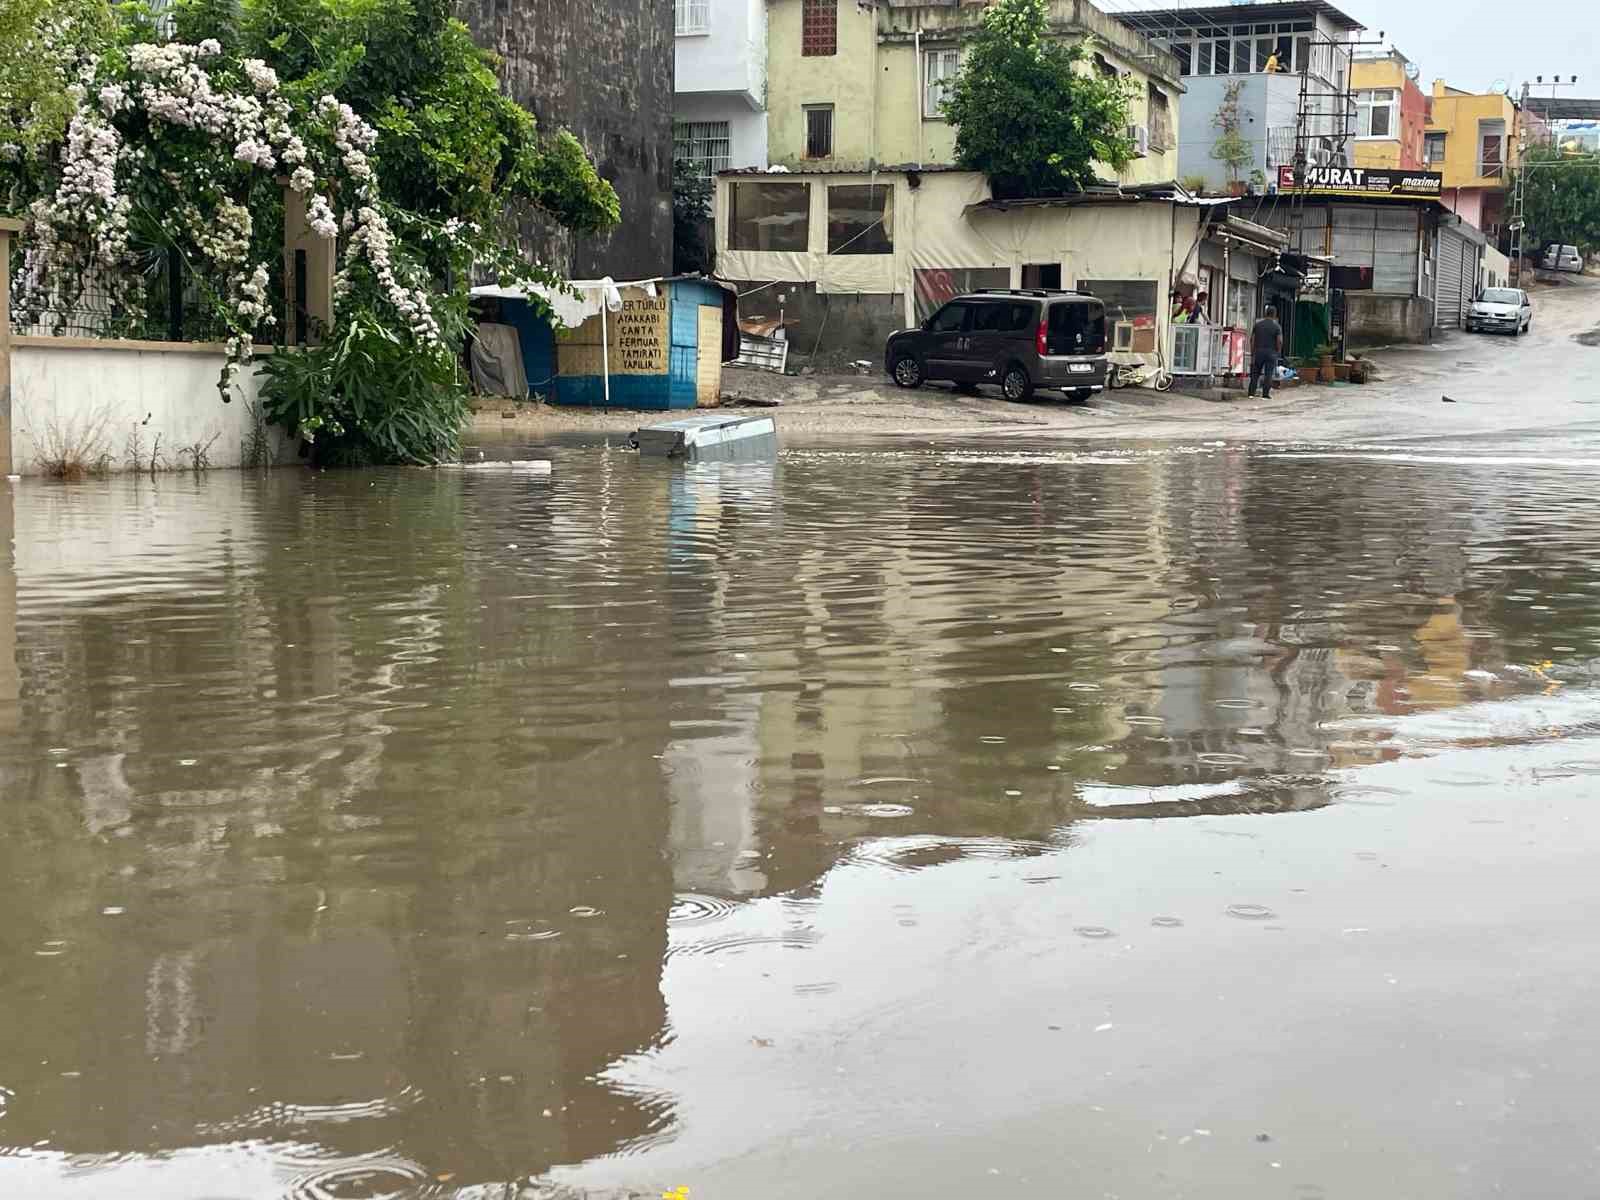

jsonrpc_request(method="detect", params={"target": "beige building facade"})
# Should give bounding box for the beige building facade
[763,0,1182,186]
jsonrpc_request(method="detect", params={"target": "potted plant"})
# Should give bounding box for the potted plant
[1211,82,1253,198]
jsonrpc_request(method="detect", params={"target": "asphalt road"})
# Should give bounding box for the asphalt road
[1050,273,1600,447]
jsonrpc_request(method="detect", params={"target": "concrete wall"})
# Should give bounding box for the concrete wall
[1345,294,1433,346]
[10,340,297,476]
[675,0,766,107]
[732,281,906,369]
[459,0,674,278]
[1177,73,1311,193]
[1480,244,1511,291]
[1441,187,1487,230]
[766,0,881,167]
[675,94,769,171]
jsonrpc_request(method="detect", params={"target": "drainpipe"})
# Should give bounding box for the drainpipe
[600,286,611,406]
[914,28,923,168]
[869,4,879,168]
[1221,237,1231,333]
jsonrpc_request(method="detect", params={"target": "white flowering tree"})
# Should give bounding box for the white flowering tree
[7,0,620,464]
[18,40,446,397]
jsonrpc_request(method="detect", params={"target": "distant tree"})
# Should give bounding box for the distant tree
[939,0,1134,197]
[0,0,113,170]
[1516,142,1600,257]
[673,159,712,275]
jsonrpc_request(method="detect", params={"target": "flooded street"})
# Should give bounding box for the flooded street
[5,434,1600,1198]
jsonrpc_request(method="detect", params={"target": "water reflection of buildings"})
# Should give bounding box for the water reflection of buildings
[0,445,1582,1190]
[0,472,678,1183]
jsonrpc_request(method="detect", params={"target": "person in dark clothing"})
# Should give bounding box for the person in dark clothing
[1248,305,1283,398]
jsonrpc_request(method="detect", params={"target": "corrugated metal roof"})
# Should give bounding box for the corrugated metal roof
[1108,1,1364,33]
[1523,97,1600,121]
[967,193,1234,215]
[716,164,970,177]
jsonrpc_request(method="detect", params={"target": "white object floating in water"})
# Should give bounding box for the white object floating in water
[5,475,19,482]
[631,413,777,461]
[441,459,552,474]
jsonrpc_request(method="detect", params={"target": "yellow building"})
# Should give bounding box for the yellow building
[1348,50,1427,170]
[764,0,1182,187]
[1424,80,1523,235]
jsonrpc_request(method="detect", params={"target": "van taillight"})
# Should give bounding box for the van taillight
[1036,318,1048,356]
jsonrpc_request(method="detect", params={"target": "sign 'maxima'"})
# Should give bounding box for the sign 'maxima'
[1276,165,1443,199]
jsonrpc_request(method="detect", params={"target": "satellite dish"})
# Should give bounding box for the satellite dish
[1404,61,1421,81]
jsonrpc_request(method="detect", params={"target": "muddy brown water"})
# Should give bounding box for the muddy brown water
[4,442,1600,1198]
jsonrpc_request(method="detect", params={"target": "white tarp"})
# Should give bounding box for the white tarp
[470,276,659,328]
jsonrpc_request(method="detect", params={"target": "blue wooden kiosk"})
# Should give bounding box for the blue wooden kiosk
[470,276,735,411]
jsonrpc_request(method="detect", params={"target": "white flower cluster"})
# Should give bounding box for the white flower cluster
[312,94,441,344]
[20,32,450,398]
[16,109,138,323]
[97,82,128,115]
[303,193,336,239]
[242,58,279,95]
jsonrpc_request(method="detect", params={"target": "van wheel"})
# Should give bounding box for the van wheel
[892,355,924,388]
[1002,363,1034,402]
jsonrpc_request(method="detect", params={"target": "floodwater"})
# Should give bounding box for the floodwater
[4,440,1600,1199]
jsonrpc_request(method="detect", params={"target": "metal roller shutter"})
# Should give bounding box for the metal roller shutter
[1436,224,1468,328]
[1374,207,1421,295]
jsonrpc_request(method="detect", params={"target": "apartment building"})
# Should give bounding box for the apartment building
[1112,1,1363,194]
[1425,80,1523,239]
[673,0,770,176]
[1349,49,1427,170]
[761,0,1182,187]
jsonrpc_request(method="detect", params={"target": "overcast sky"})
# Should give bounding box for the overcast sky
[1103,1,1596,100]
[1336,0,1595,96]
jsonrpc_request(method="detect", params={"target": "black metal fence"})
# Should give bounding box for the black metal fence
[11,247,279,344]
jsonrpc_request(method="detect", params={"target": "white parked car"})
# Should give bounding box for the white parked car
[1542,243,1584,273]
[1465,287,1532,336]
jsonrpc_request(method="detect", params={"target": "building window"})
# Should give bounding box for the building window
[728,182,810,252]
[924,48,960,118]
[826,184,893,254]
[801,0,836,57]
[1147,83,1172,152]
[804,104,833,158]
[1423,131,1446,165]
[1355,89,1396,138]
[674,0,709,35]
[1094,52,1119,79]
[1478,119,1506,177]
[673,120,730,176]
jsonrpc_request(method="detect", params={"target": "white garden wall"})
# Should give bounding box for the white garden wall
[9,338,299,476]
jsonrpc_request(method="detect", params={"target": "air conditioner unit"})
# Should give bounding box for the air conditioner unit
[1128,124,1150,157]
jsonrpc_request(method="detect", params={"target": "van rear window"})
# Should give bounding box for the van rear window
[1047,301,1106,354]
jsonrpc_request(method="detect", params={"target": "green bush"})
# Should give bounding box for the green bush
[258,306,471,467]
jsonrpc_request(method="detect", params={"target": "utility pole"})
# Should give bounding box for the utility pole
[1509,82,1529,282]
[1508,73,1581,284]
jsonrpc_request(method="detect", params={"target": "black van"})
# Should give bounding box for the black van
[883,289,1108,401]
